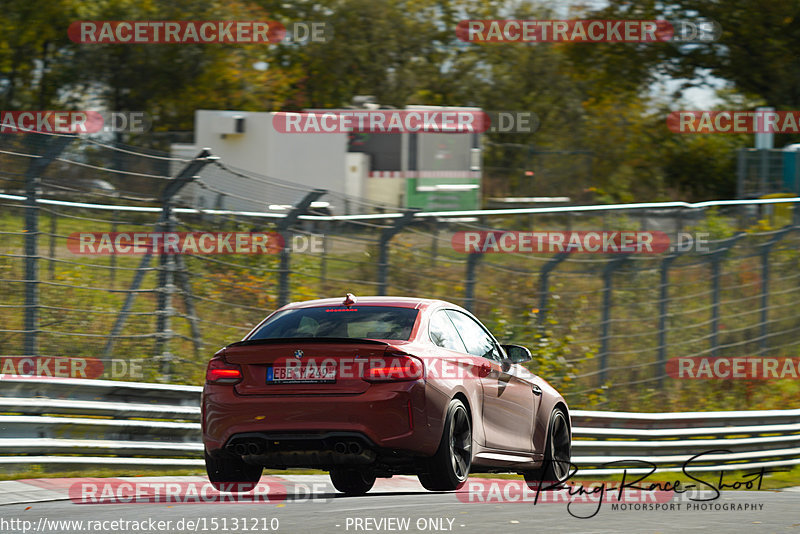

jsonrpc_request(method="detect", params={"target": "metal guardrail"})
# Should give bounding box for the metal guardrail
[1,377,798,475]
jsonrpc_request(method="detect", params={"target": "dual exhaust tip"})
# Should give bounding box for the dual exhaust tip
[333,441,363,455]
[230,442,264,456]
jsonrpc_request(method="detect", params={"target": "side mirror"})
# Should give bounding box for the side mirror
[501,344,532,364]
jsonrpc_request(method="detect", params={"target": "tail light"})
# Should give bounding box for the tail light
[362,350,424,382]
[206,358,242,385]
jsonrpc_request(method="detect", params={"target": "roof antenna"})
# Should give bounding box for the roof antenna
[343,293,357,306]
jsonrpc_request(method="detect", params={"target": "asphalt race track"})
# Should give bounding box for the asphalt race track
[0,475,797,533]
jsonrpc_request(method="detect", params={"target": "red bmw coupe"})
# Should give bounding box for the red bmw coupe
[202,295,571,495]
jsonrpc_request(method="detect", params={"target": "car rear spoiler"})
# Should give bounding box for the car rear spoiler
[227,337,392,348]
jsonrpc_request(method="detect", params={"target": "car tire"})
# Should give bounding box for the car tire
[418,398,472,491]
[329,467,376,495]
[205,450,263,492]
[523,407,571,487]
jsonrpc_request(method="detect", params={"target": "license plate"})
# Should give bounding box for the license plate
[267,364,336,384]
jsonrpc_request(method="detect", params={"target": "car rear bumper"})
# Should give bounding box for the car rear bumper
[202,380,444,459]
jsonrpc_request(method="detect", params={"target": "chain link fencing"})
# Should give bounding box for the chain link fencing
[2,132,800,411]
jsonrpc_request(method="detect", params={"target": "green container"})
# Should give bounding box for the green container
[405,177,480,211]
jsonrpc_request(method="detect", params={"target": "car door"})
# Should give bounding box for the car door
[444,310,536,453]
[427,309,478,389]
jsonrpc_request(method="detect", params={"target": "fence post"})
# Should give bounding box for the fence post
[276,189,327,307]
[278,241,291,307]
[154,211,178,376]
[657,253,681,388]
[707,233,744,359]
[377,210,418,296]
[537,252,570,330]
[736,148,745,199]
[110,210,118,288]
[709,254,721,359]
[430,217,439,266]
[464,251,482,312]
[319,219,330,291]
[23,134,74,356]
[155,152,220,379]
[794,153,800,225]
[104,149,216,362]
[759,227,793,356]
[48,210,56,280]
[174,254,202,361]
[598,255,629,386]
[759,149,768,194]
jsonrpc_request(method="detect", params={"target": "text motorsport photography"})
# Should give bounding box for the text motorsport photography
[460,451,769,519]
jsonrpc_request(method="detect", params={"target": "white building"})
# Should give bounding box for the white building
[175,110,351,213]
[174,106,482,214]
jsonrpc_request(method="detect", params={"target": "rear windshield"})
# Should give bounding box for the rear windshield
[248,306,419,341]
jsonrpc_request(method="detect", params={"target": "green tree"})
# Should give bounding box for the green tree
[0,0,77,108]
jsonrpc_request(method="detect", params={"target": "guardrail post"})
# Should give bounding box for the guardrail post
[599,255,629,385]
[377,210,419,296]
[104,149,215,362]
[276,189,327,307]
[22,134,74,356]
[537,252,570,331]
[464,251,482,312]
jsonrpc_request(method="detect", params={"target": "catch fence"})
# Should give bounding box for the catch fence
[2,131,800,410]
